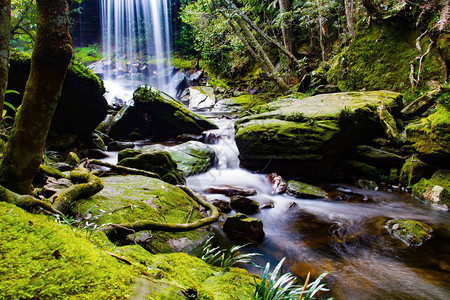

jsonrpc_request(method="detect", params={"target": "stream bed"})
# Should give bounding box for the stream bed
[186,113,450,300]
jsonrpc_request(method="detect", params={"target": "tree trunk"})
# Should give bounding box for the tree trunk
[278,0,293,64]
[233,15,288,91]
[0,0,11,119]
[344,0,355,36]
[0,0,72,194]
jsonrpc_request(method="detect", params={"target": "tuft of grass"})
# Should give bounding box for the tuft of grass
[252,258,330,300]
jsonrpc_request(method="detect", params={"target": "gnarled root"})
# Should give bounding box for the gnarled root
[89,159,161,180]
[100,185,219,240]
[52,163,104,214]
[0,185,63,215]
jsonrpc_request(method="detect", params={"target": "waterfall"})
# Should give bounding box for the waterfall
[100,0,174,99]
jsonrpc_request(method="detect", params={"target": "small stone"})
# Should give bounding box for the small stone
[66,152,81,166]
[223,213,264,243]
[355,179,378,190]
[107,141,135,151]
[210,199,232,213]
[230,196,260,214]
[386,219,433,247]
[286,181,328,199]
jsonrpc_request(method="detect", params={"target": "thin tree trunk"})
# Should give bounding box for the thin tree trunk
[344,0,355,36]
[317,0,325,61]
[233,15,288,91]
[0,0,72,194]
[227,18,270,75]
[0,0,11,119]
[223,0,301,68]
[279,0,293,65]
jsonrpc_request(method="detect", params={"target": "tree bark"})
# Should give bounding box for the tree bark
[0,0,72,194]
[233,15,288,91]
[0,0,11,119]
[278,0,294,64]
[223,0,301,68]
[344,0,355,36]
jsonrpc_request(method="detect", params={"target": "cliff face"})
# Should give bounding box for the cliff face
[70,0,101,47]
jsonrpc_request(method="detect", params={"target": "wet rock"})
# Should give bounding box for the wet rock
[223,213,264,243]
[42,177,73,199]
[188,70,204,85]
[235,91,402,179]
[386,219,433,247]
[230,196,260,214]
[354,145,404,167]
[399,155,435,187]
[88,149,108,159]
[204,186,257,197]
[355,179,378,190]
[342,160,381,180]
[286,181,328,199]
[107,141,135,151]
[260,203,274,209]
[412,170,449,210]
[107,86,217,140]
[188,86,216,110]
[210,199,232,213]
[72,175,209,253]
[90,132,106,151]
[175,133,204,142]
[118,150,186,185]
[405,105,450,168]
[52,162,72,172]
[267,173,287,194]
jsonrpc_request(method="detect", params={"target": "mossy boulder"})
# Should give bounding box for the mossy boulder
[327,22,447,91]
[386,219,433,247]
[399,155,435,187]
[286,181,328,199]
[0,202,258,299]
[412,170,450,210]
[131,141,216,177]
[230,196,260,214]
[235,91,402,178]
[7,55,108,143]
[214,94,270,112]
[107,86,217,140]
[405,105,450,168]
[74,175,209,252]
[118,150,185,185]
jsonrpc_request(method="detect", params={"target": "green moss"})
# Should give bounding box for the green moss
[405,105,450,166]
[74,175,207,253]
[38,164,69,179]
[386,219,433,247]
[286,180,328,199]
[171,56,207,71]
[327,22,446,92]
[73,45,102,66]
[65,151,81,167]
[412,170,450,209]
[67,61,105,92]
[399,155,434,186]
[0,202,135,299]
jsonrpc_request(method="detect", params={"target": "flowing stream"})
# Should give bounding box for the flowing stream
[186,111,450,300]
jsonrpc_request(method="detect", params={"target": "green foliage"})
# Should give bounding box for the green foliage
[252,258,329,300]
[10,0,37,52]
[67,60,105,92]
[2,90,19,122]
[73,44,102,66]
[201,237,261,269]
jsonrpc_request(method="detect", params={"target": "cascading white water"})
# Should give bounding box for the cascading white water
[100,0,174,102]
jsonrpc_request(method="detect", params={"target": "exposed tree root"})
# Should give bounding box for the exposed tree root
[99,185,220,240]
[0,184,63,215]
[52,163,104,214]
[89,159,161,180]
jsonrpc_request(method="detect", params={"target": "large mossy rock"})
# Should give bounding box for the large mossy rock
[327,22,447,91]
[74,175,208,252]
[399,155,435,187]
[120,141,216,177]
[0,202,258,299]
[412,170,450,210]
[107,86,217,140]
[286,180,328,199]
[118,150,186,185]
[235,91,402,178]
[7,54,108,142]
[405,105,450,168]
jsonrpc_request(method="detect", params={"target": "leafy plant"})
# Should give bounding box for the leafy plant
[2,90,20,122]
[200,237,261,269]
[252,258,330,300]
